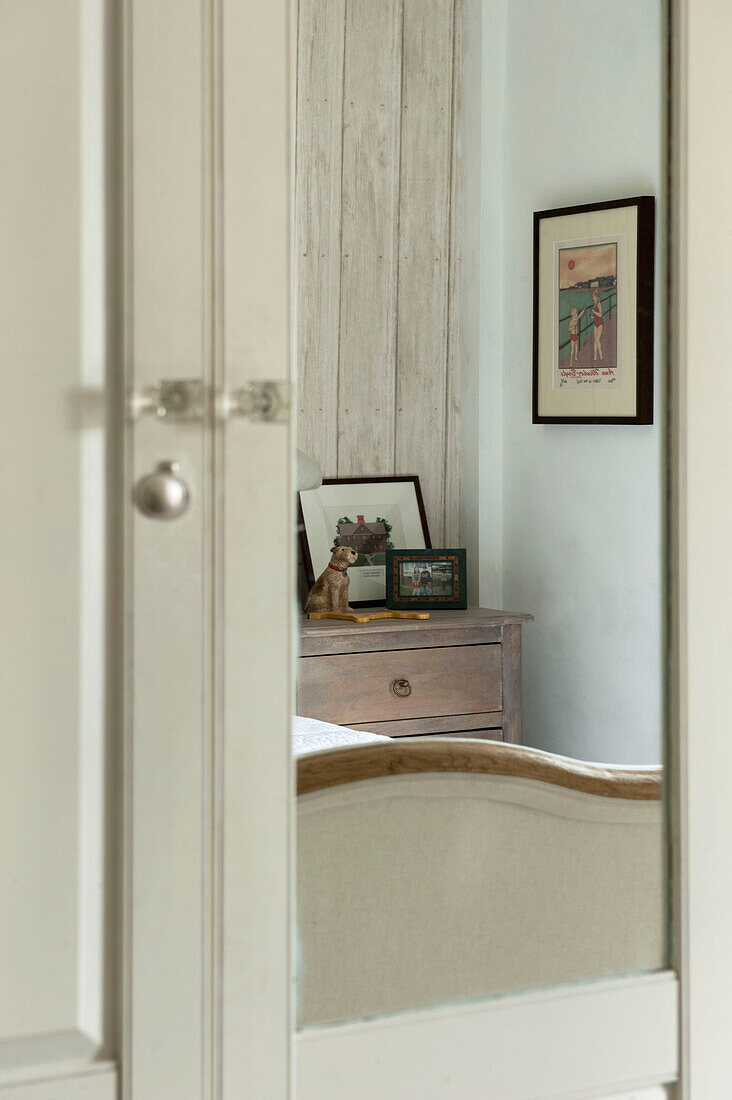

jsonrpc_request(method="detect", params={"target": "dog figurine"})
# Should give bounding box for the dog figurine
[304,546,358,614]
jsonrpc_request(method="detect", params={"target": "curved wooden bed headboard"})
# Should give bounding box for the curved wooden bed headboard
[297,738,662,800]
[297,738,664,1027]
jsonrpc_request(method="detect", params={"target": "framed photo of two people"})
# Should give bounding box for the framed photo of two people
[532,196,655,424]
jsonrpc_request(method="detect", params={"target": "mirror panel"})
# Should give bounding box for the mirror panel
[295,0,668,1027]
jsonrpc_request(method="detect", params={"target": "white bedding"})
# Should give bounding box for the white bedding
[293,715,390,756]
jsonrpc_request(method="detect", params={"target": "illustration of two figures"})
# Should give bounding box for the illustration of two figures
[568,290,605,365]
[558,241,617,373]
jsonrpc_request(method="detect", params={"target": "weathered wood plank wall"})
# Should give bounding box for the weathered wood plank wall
[296,0,461,545]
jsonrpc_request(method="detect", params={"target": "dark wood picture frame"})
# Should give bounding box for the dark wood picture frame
[532,195,655,425]
[298,475,431,608]
[385,548,467,611]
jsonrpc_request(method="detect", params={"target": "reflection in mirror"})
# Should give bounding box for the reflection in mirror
[294,0,667,1029]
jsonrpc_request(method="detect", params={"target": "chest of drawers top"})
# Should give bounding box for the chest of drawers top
[299,607,533,657]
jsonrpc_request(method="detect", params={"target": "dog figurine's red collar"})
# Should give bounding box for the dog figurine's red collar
[328,562,348,573]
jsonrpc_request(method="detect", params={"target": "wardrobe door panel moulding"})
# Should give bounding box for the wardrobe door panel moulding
[125,0,212,1095]
[0,0,116,1094]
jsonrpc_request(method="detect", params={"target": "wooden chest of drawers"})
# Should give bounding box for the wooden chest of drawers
[298,607,533,743]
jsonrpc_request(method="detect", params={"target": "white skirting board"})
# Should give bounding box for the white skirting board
[296,971,678,1100]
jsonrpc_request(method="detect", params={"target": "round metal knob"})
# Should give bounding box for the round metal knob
[392,678,412,698]
[134,461,190,520]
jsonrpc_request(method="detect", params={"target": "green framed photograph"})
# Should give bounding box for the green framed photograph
[386,549,467,611]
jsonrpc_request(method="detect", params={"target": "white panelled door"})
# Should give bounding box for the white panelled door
[124,0,293,1098]
[0,0,116,1095]
[0,0,293,1097]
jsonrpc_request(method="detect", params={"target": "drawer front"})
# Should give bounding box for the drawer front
[298,644,502,725]
[406,729,504,742]
[346,713,503,737]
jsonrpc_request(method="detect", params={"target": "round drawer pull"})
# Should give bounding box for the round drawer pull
[392,678,412,698]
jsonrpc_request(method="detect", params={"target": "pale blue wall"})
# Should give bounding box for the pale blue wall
[474,0,667,763]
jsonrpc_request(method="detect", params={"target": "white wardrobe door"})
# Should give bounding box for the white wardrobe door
[0,0,116,1095]
[123,0,295,1097]
[217,0,294,1095]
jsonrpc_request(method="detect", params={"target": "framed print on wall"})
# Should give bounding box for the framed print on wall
[532,196,655,424]
[298,476,431,607]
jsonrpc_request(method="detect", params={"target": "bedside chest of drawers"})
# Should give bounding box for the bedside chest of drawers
[298,607,533,743]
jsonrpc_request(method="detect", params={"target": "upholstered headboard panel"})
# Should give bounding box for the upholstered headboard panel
[297,741,664,1027]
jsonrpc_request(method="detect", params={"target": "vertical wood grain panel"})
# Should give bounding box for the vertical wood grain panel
[337,0,402,476]
[444,0,461,544]
[296,0,345,478]
[394,0,454,544]
[296,0,461,539]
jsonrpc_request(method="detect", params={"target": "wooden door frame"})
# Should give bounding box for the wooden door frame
[669,0,732,1095]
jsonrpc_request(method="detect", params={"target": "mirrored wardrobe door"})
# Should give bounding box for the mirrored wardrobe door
[293,1,675,1096]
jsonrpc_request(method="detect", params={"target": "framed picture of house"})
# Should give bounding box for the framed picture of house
[298,476,431,607]
[533,195,655,424]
